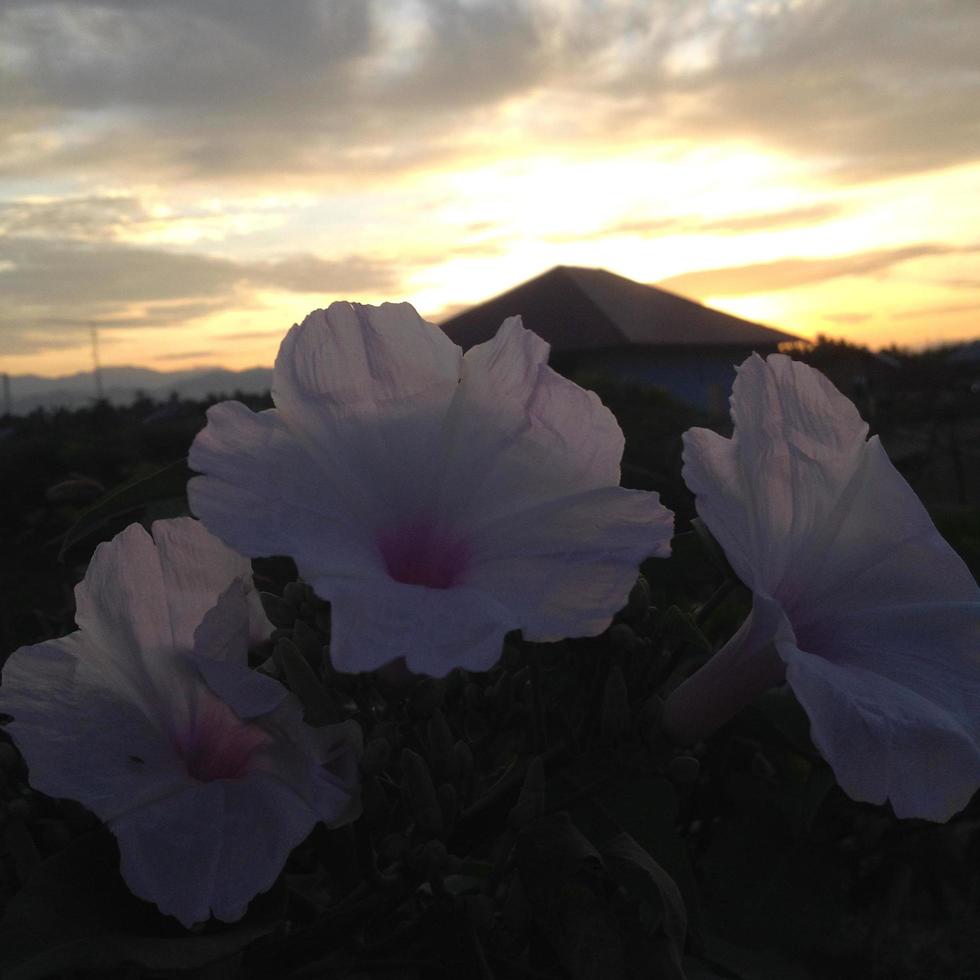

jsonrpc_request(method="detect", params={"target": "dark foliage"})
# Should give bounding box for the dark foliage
[0,362,977,979]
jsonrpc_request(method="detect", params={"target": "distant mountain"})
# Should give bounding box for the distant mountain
[3,366,273,415]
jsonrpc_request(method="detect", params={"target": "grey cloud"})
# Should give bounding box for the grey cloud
[0,0,370,115]
[892,302,980,322]
[0,237,402,354]
[631,1,980,181]
[0,195,155,240]
[555,202,845,243]
[1,1,976,183]
[656,243,980,298]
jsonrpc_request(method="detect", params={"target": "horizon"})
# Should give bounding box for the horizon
[1,2,979,378]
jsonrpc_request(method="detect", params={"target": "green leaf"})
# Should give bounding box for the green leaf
[401,748,444,839]
[59,458,192,559]
[507,754,547,829]
[0,830,284,980]
[748,688,819,759]
[516,812,625,980]
[575,772,704,943]
[273,637,340,726]
[699,933,811,980]
[661,606,713,656]
[599,665,631,745]
[690,518,736,578]
[600,831,687,945]
[699,811,845,956]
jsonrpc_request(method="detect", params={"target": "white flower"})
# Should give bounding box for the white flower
[663,353,980,821]
[0,518,361,927]
[188,302,673,677]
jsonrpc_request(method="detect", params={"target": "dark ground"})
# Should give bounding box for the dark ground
[0,343,978,980]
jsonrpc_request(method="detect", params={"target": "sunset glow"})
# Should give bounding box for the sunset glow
[2,1,978,379]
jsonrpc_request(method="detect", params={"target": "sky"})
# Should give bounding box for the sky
[1,0,979,377]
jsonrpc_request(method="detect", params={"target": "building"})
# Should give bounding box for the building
[440,265,800,413]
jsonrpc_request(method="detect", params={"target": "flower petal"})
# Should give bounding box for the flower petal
[111,782,225,928]
[112,769,329,927]
[188,579,289,719]
[784,644,980,821]
[72,524,191,716]
[190,584,288,718]
[152,517,270,653]
[437,317,625,525]
[681,352,980,818]
[0,634,190,822]
[189,401,383,581]
[210,775,320,921]
[789,437,980,621]
[272,302,462,521]
[662,594,788,746]
[325,576,519,676]
[465,486,674,641]
[683,353,869,598]
[192,580,249,666]
[309,719,364,827]
[681,426,759,590]
[249,706,362,824]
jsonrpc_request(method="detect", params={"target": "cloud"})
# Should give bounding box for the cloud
[892,302,980,322]
[152,349,219,361]
[0,1,977,184]
[218,329,286,342]
[698,203,845,235]
[555,202,846,243]
[0,236,402,354]
[657,243,980,298]
[0,195,154,240]
[822,312,872,325]
[599,0,980,182]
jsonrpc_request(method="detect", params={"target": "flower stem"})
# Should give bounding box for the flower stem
[661,603,786,745]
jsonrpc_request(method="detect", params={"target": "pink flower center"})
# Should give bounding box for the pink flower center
[377,519,470,590]
[174,694,270,782]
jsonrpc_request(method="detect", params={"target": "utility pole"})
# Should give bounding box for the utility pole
[90,322,104,400]
[2,373,10,416]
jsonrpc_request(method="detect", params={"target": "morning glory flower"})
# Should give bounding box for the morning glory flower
[0,518,362,927]
[188,302,673,677]
[663,353,980,822]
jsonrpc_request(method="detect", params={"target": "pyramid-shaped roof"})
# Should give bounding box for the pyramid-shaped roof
[440,265,799,350]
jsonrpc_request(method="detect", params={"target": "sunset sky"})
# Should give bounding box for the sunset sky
[2,0,979,377]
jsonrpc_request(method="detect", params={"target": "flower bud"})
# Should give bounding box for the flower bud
[507,755,547,829]
[426,709,454,783]
[292,618,324,670]
[260,591,295,628]
[421,838,449,877]
[489,671,513,715]
[626,575,652,624]
[361,775,389,828]
[450,740,474,786]
[438,782,458,837]
[0,742,20,771]
[282,581,309,609]
[668,755,700,784]
[408,678,443,718]
[607,623,635,653]
[361,737,391,776]
[274,637,340,726]
[400,748,443,838]
[638,694,666,755]
[600,664,631,744]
